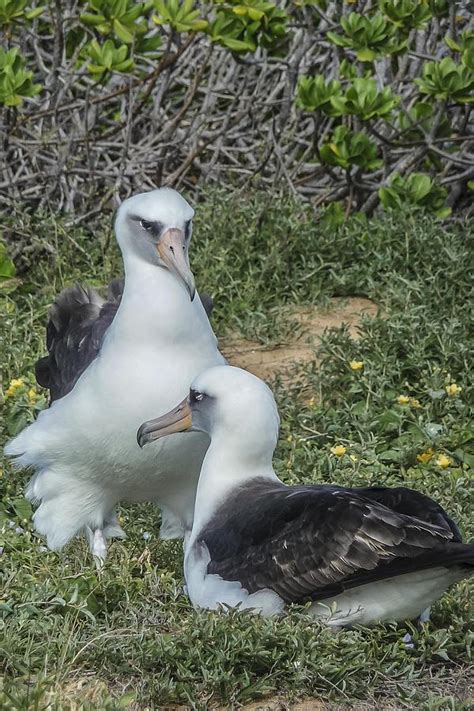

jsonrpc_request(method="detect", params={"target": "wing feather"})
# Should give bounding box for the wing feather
[35,281,123,402]
[202,481,464,604]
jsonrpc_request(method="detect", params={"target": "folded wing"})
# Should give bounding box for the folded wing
[202,483,471,604]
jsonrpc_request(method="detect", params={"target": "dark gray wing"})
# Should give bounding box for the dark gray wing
[202,481,473,605]
[35,279,124,403]
[354,486,462,541]
[200,292,214,318]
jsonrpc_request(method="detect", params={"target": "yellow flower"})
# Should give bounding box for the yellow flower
[286,435,293,443]
[331,444,347,457]
[28,388,38,403]
[417,448,433,464]
[10,378,24,388]
[349,360,364,371]
[446,383,462,397]
[397,395,410,405]
[5,377,25,398]
[436,454,452,469]
[307,397,316,408]
[410,398,422,409]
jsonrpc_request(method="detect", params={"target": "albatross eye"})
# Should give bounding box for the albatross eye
[190,389,205,402]
[140,219,154,232]
[185,220,192,239]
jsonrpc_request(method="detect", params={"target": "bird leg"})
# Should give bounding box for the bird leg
[86,526,107,570]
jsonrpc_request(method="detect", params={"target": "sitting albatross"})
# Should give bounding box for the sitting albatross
[138,366,474,626]
[5,188,225,560]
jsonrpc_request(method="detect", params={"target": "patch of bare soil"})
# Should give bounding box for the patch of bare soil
[221,297,378,382]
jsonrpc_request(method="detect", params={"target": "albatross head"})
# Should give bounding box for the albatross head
[137,366,280,460]
[115,187,196,299]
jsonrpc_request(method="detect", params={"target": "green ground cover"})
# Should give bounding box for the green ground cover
[1,192,473,709]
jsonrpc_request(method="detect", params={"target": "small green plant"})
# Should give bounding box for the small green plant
[209,0,288,54]
[0,0,44,27]
[296,75,343,116]
[152,0,208,33]
[3,373,48,436]
[297,76,399,121]
[415,57,474,102]
[84,39,134,77]
[379,172,450,217]
[332,78,399,120]
[319,126,382,171]
[327,12,405,61]
[380,0,432,32]
[80,0,148,43]
[0,47,41,105]
[445,29,474,72]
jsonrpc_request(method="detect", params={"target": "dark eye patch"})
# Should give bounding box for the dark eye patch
[129,214,163,237]
[140,219,154,231]
[185,220,192,239]
[189,388,205,403]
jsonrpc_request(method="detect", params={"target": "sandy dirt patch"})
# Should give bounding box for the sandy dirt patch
[220,297,378,381]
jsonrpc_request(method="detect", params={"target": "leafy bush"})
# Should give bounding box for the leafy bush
[0,0,472,217]
[0,48,41,106]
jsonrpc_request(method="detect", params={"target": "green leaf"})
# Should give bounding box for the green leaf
[409,174,432,201]
[445,36,461,52]
[378,450,401,463]
[329,95,347,115]
[80,12,107,26]
[326,31,346,46]
[357,47,376,62]
[0,241,16,278]
[25,6,46,20]
[114,18,135,43]
[12,497,32,520]
[434,206,452,219]
[222,37,255,52]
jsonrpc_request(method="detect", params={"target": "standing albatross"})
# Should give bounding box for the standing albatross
[138,366,474,626]
[5,188,225,560]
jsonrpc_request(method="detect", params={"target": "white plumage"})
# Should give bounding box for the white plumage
[5,188,225,559]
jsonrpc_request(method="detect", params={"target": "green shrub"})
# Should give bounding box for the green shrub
[0,0,472,217]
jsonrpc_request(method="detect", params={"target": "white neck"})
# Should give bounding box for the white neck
[191,432,280,536]
[106,252,213,347]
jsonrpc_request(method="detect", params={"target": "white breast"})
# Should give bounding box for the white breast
[5,292,225,549]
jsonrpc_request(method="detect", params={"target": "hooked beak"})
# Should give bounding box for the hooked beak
[137,397,193,448]
[157,228,195,300]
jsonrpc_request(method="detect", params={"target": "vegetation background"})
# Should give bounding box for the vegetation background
[1,1,473,709]
[0,0,473,219]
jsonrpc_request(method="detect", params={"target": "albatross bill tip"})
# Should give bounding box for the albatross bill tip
[137,398,193,447]
[157,229,195,300]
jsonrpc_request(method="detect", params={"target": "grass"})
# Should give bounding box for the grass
[1,191,473,710]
